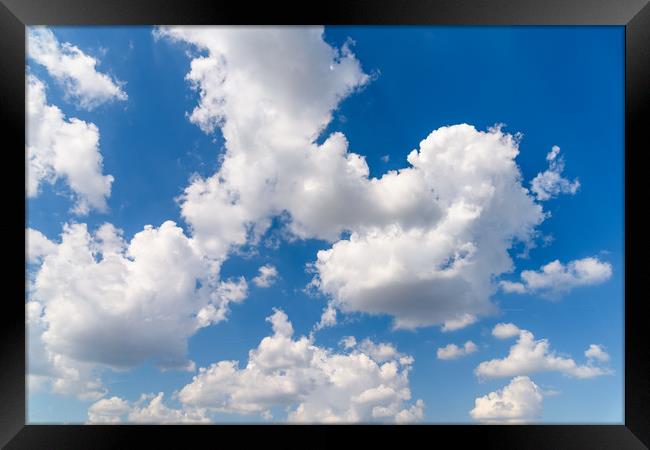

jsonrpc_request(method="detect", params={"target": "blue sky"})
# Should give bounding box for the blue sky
[26,25,623,424]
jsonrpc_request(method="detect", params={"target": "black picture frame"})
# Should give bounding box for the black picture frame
[2,0,648,448]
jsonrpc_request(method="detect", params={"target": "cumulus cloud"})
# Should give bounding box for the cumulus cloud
[441,313,478,332]
[26,228,57,263]
[252,264,278,287]
[28,220,244,382]
[585,344,610,363]
[500,256,612,298]
[436,341,478,360]
[340,336,357,349]
[156,27,548,330]
[470,376,543,423]
[87,397,131,423]
[314,125,545,329]
[313,302,338,332]
[28,27,127,109]
[27,301,106,401]
[530,146,580,201]
[27,75,114,214]
[176,309,424,423]
[492,323,521,339]
[88,393,209,424]
[156,26,370,262]
[475,327,612,380]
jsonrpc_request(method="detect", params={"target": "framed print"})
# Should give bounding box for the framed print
[2,0,648,448]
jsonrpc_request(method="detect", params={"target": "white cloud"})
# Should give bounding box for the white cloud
[195,277,248,328]
[500,256,612,298]
[252,264,278,287]
[314,125,544,330]
[492,322,521,339]
[340,336,357,349]
[28,27,127,110]
[87,393,209,424]
[437,341,478,360]
[87,397,130,423]
[313,302,337,331]
[475,327,612,380]
[530,146,580,201]
[177,309,424,423]
[156,26,370,262]
[26,228,57,263]
[27,301,106,401]
[441,313,478,332]
[127,393,210,424]
[395,399,425,423]
[358,338,402,363]
[28,220,242,379]
[470,376,543,424]
[156,27,547,330]
[27,75,114,214]
[585,344,610,363]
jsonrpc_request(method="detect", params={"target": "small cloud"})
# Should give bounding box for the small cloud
[491,323,521,339]
[585,344,610,363]
[530,146,579,201]
[441,314,477,332]
[436,341,478,360]
[339,336,357,349]
[499,256,612,299]
[252,264,279,288]
[470,376,543,424]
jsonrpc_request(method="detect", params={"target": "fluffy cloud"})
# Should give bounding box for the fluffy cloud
[88,393,209,424]
[156,27,547,330]
[177,309,424,423]
[156,26,370,261]
[314,125,545,329]
[87,397,130,423]
[28,27,127,109]
[252,264,278,288]
[340,336,357,349]
[26,228,57,263]
[313,302,338,331]
[27,301,106,401]
[492,322,521,339]
[475,327,612,379]
[27,75,114,214]
[585,344,610,363]
[530,146,580,201]
[470,376,543,423]
[436,341,478,360]
[441,313,478,332]
[28,220,243,377]
[500,256,612,298]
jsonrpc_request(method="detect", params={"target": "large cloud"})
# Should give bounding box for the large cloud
[176,309,424,423]
[28,27,127,110]
[475,325,612,380]
[27,75,114,214]
[470,376,543,423]
[314,125,545,329]
[156,27,549,330]
[28,220,245,379]
[155,26,371,261]
[500,256,612,298]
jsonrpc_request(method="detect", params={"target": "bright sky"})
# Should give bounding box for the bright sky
[26,25,624,424]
